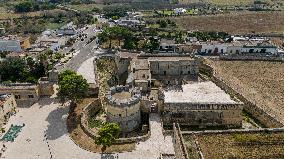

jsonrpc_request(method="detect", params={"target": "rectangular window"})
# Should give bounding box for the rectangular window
[260,49,266,53]
[15,95,21,99]
[28,95,34,98]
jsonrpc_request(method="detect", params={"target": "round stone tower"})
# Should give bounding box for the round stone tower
[106,85,141,133]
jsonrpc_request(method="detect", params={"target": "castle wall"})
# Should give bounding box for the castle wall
[106,86,142,132]
[149,60,199,76]
[38,77,54,97]
[163,103,243,127]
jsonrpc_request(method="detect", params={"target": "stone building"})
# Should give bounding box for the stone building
[38,69,59,97]
[161,81,243,128]
[38,77,54,97]
[0,94,16,126]
[131,55,199,92]
[0,84,38,107]
[149,56,199,82]
[106,85,141,133]
[112,52,243,128]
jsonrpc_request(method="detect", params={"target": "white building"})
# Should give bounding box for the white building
[200,42,228,55]
[227,41,278,55]
[174,8,187,14]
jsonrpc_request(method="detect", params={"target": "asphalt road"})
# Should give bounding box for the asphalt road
[56,24,105,72]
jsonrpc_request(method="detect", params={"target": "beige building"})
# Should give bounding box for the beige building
[0,84,39,107]
[161,81,243,128]
[111,52,243,128]
[0,94,17,126]
[131,55,199,92]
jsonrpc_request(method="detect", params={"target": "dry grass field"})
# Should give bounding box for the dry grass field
[66,3,104,12]
[184,132,284,159]
[206,60,284,124]
[179,0,255,5]
[0,9,65,20]
[172,11,284,34]
[178,0,283,6]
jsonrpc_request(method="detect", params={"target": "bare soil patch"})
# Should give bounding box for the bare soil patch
[206,60,284,124]
[172,11,284,34]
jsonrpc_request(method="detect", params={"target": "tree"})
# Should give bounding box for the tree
[57,70,89,105]
[158,20,168,28]
[98,26,135,49]
[0,57,45,83]
[14,1,33,13]
[123,37,138,50]
[95,123,120,152]
[0,58,27,82]
[103,5,129,18]
[145,37,160,52]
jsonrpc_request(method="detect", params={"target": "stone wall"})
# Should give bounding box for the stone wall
[38,77,54,97]
[0,94,16,126]
[115,57,131,77]
[182,127,284,135]
[149,60,199,76]
[80,99,150,144]
[106,85,142,132]
[80,99,102,139]
[0,83,39,107]
[163,103,243,127]
[200,62,283,128]
[173,123,189,159]
[220,54,284,61]
[48,69,59,82]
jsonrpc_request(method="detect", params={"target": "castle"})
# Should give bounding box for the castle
[104,52,243,130]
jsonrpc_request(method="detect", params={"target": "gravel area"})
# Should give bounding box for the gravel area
[1,98,175,159]
[77,57,96,84]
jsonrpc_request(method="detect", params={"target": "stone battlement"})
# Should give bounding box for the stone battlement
[106,85,141,107]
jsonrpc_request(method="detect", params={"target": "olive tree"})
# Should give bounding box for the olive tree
[57,70,89,105]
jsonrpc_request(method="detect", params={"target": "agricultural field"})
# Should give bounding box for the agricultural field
[178,0,284,6]
[0,11,44,20]
[183,132,284,158]
[203,0,255,5]
[206,60,284,125]
[65,3,104,12]
[172,11,284,34]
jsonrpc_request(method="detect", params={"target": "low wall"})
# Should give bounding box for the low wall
[200,63,283,128]
[80,99,102,139]
[173,123,189,159]
[182,127,284,135]
[80,99,150,144]
[220,54,284,62]
[114,131,150,144]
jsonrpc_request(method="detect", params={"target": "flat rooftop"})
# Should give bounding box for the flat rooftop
[163,81,238,104]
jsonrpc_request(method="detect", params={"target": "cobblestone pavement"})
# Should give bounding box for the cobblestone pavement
[77,57,96,84]
[1,99,174,159]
